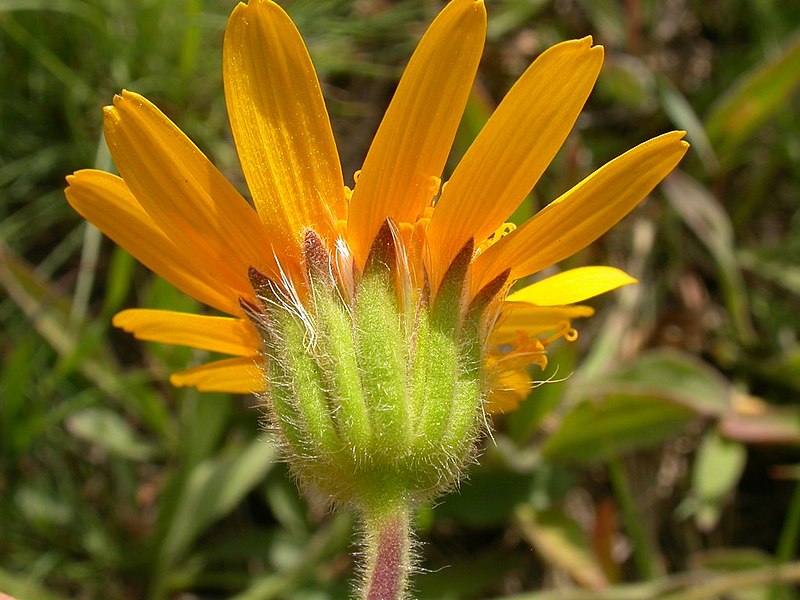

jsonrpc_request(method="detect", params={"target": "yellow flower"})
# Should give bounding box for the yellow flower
[65,0,688,415]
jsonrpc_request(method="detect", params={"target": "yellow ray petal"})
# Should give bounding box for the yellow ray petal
[65,170,242,315]
[490,302,595,345]
[474,131,689,290]
[427,37,604,289]
[103,90,278,293]
[224,0,345,254]
[113,309,259,356]
[347,0,486,265]
[507,266,637,307]
[170,357,264,394]
[486,366,533,414]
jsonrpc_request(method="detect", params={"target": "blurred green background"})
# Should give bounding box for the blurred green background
[2,0,800,598]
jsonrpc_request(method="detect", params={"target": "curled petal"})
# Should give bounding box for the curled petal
[507,266,637,307]
[491,303,595,345]
[486,367,534,414]
[113,309,260,356]
[65,170,244,314]
[170,357,264,394]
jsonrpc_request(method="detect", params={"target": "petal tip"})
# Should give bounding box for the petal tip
[111,310,132,330]
[169,373,188,388]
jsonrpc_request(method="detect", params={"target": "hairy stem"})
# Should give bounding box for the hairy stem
[361,503,412,600]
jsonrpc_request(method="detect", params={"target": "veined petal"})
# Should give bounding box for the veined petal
[65,170,242,315]
[427,37,604,289]
[170,357,264,394]
[491,302,595,345]
[113,309,260,356]
[224,0,345,253]
[347,0,486,266]
[103,90,278,293]
[507,266,636,307]
[474,131,690,290]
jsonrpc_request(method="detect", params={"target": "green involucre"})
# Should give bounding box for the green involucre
[254,234,489,508]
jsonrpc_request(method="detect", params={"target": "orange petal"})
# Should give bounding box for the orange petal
[65,170,243,315]
[103,90,278,294]
[170,357,264,394]
[490,302,595,345]
[113,309,260,356]
[347,0,486,266]
[224,0,345,255]
[474,131,689,290]
[507,266,637,307]
[427,37,604,290]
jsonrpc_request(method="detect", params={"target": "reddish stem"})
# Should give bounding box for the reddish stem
[363,511,410,600]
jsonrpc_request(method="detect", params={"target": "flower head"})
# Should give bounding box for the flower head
[65,0,687,505]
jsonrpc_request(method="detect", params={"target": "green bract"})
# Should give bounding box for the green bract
[243,225,506,510]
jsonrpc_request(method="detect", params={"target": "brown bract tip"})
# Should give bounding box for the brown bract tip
[303,229,332,284]
[364,220,398,277]
[434,238,474,305]
[468,268,510,316]
[248,266,272,293]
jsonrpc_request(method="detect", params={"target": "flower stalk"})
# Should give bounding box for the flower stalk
[360,502,412,600]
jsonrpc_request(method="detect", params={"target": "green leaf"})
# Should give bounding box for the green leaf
[687,427,747,531]
[658,75,719,175]
[662,172,756,345]
[705,34,800,160]
[435,466,535,527]
[0,244,172,437]
[157,438,277,572]
[575,350,732,416]
[65,406,158,461]
[541,393,695,464]
[691,548,793,600]
[0,566,69,600]
[516,505,608,589]
[543,350,731,463]
[738,249,800,297]
[596,56,656,112]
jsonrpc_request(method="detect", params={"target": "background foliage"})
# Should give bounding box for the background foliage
[1,0,799,598]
